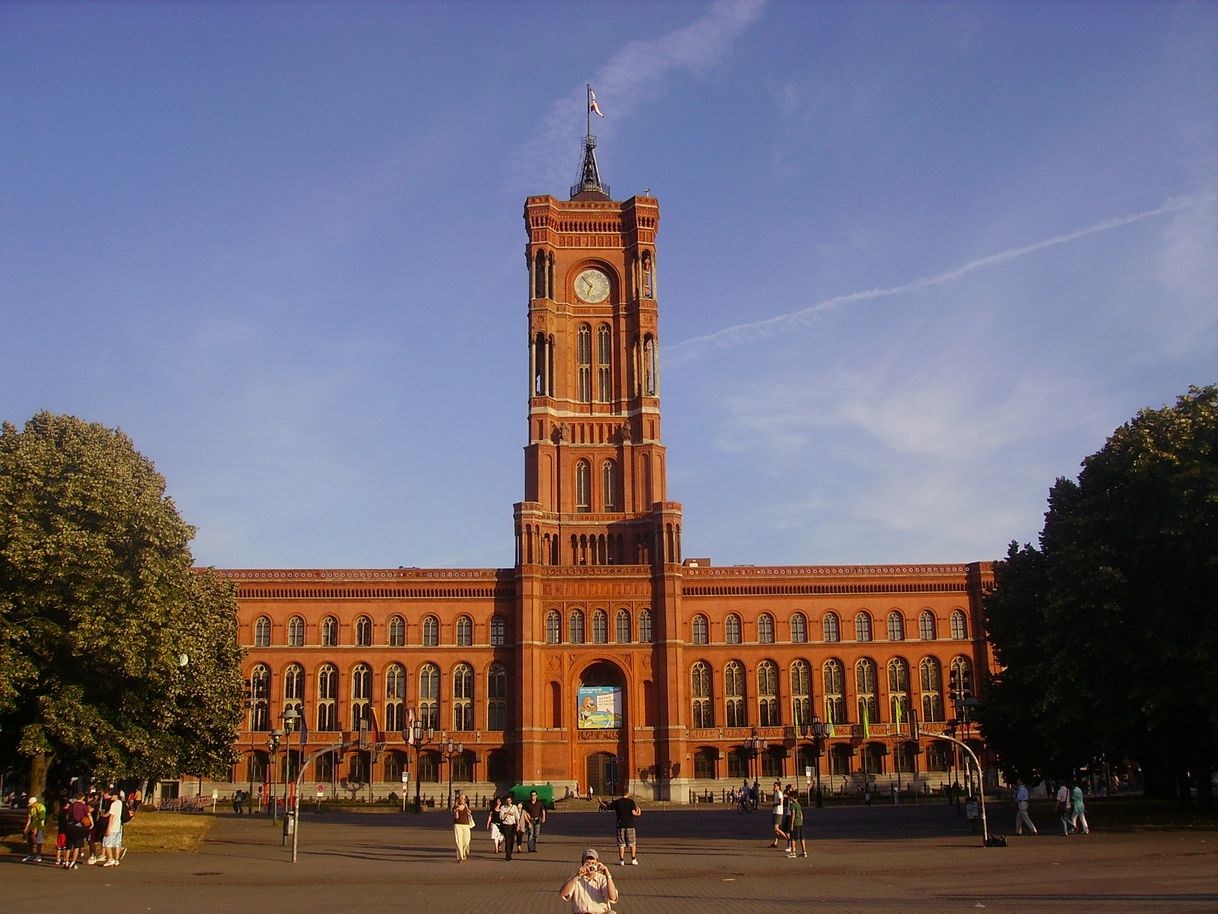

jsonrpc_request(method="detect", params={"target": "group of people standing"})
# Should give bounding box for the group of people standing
[23,786,136,869]
[461,789,548,861]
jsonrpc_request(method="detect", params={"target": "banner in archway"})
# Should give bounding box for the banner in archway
[577,685,621,729]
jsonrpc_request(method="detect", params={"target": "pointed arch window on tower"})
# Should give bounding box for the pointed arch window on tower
[615,610,631,643]
[577,324,592,403]
[638,609,653,643]
[691,661,713,728]
[569,609,585,644]
[592,609,608,644]
[545,610,561,644]
[575,461,591,513]
[596,324,612,402]
[602,459,618,512]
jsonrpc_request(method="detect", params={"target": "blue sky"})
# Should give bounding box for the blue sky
[2,0,1215,570]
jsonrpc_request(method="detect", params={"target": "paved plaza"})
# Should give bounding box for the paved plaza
[4,801,1215,913]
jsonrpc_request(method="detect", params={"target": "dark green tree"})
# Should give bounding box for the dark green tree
[982,386,1218,808]
[0,412,243,797]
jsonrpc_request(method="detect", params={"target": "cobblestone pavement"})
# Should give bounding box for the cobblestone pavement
[3,802,1216,913]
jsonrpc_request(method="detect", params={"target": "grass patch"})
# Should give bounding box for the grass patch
[1,812,215,855]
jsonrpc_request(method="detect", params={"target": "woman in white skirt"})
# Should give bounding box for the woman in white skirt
[486,796,504,853]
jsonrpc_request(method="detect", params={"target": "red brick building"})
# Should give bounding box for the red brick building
[211,135,993,806]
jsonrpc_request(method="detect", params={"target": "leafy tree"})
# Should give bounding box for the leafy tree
[0,412,243,797]
[982,386,1218,808]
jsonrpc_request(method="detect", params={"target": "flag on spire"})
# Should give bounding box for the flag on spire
[589,87,604,117]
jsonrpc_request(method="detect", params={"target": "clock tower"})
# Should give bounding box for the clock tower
[511,128,686,794]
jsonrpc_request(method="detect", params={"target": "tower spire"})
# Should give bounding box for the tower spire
[571,85,610,200]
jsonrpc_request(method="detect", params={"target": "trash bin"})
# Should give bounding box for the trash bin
[283,810,296,836]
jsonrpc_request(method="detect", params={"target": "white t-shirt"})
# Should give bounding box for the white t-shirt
[106,799,123,835]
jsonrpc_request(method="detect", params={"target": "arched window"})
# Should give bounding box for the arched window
[422,615,439,647]
[568,609,585,644]
[250,664,270,731]
[790,613,808,643]
[638,609,652,643]
[724,660,746,728]
[691,661,713,728]
[355,616,373,647]
[692,614,709,644]
[597,324,612,403]
[888,658,910,725]
[789,660,811,727]
[855,658,878,725]
[950,610,968,640]
[855,612,873,642]
[419,663,440,730]
[254,616,271,647]
[577,323,592,403]
[284,664,304,702]
[614,610,631,643]
[452,663,474,730]
[919,657,944,722]
[725,614,742,645]
[317,664,338,731]
[693,747,716,779]
[822,659,845,725]
[822,612,841,643]
[602,459,618,511]
[490,615,506,646]
[287,616,304,647]
[758,613,775,644]
[950,656,974,699]
[918,610,937,641]
[351,663,372,727]
[575,460,591,512]
[385,664,406,732]
[887,612,905,641]
[456,615,473,647]
[388,615,406,647]
[321,616,338,647]
[487,663,507,730]
[591,609,608,644]
[757,660,779,726]
[545,610,561,644]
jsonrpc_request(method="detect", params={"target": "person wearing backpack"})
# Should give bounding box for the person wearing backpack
[64,790,92,869]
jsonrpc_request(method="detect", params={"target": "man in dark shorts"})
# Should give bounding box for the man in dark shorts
[64,790,91,869]
[600,788,641,865]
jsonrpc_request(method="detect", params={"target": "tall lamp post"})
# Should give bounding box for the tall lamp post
[408,716,434,814]
[744,727,768,787]
[267,728,284,823]
[800,714,826,808]
[281,708,300,823]
[442,736,464,810]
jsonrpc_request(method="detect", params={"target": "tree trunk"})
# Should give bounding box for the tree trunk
[27,751,49,802]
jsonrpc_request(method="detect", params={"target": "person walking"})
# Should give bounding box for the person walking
[1055,782,1071,836]
[559,848,619,914]
[452,794,473,862]
[785,788,808,858]
[22,795,46,863]
[1069,781,1090,834]
[63,790,91,869]
[602,787,641,865]
[232,789,245,815]
[487,796,504,853]
[524,789,547,852]
[101,788,124,866]
[769,781,786,847]
[1014,779,1038,836]
[499,794,520,860]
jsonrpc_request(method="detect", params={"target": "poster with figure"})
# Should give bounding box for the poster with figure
[577,685,622,729]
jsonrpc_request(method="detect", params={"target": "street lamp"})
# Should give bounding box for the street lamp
[799,714,826,808]
[744,727,768,788]
[281,708,300,824]
[407,715,434,814]
[442,736,464,810]
[267,728,285,823]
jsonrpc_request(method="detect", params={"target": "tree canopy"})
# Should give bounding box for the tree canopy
[0,412,243,794]
[982,386,1217,808]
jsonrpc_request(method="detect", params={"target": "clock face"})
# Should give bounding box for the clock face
[574,268,611,303]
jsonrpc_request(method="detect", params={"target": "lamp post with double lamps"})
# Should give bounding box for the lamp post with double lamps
[408,716,435,813]
[280,708,300,823]
[267,728,284,823]
[744,728,768,786]
[799,714,826,808]
[442,736,464,809]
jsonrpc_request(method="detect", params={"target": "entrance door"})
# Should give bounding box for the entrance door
[586,752,617,797]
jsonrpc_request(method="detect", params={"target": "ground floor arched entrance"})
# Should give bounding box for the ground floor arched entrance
[586,751,621,796]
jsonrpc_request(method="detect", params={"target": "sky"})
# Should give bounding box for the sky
[2,0,1215,571]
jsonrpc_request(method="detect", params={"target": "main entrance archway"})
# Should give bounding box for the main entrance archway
[586,751,620,796]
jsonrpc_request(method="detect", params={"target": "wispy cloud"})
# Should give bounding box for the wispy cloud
[666,194,1218,366]
[511,0,767,191]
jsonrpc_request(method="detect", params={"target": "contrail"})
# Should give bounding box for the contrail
[665,194,1214,365]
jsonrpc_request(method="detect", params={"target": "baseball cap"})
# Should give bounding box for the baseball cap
[583,848,599,860]
[28,796,39,805]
